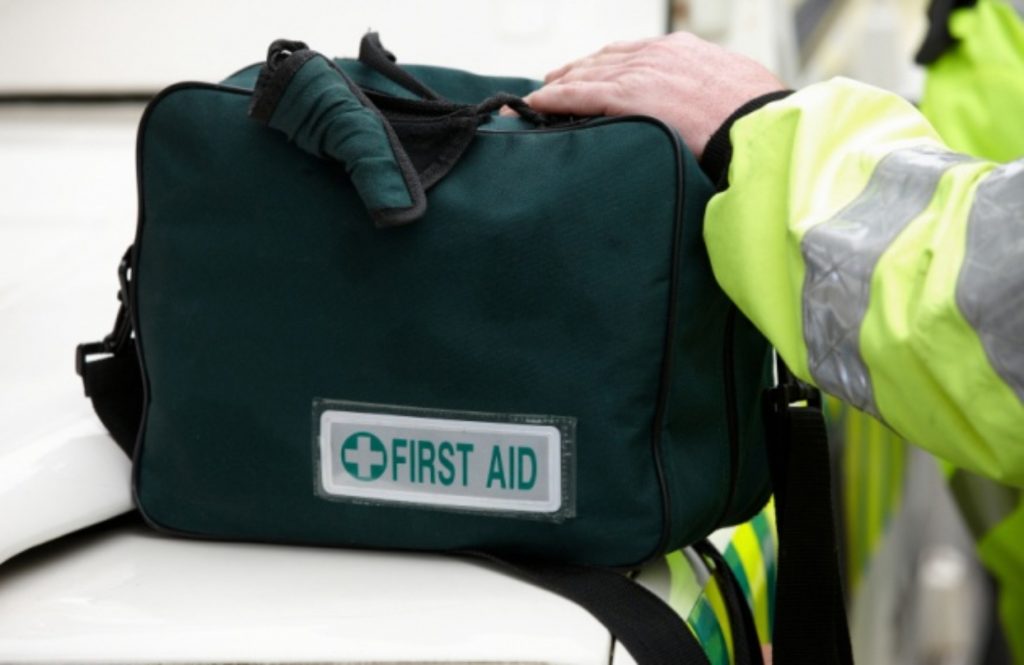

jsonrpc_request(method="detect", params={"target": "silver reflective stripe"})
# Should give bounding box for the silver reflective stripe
[955,160,1024,404]
[801,147,974,416]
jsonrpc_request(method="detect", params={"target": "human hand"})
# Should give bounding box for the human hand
[521,32,785,159]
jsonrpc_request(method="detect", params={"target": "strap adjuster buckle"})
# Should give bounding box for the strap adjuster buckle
[768,354,821,413]
[76,248,134,379]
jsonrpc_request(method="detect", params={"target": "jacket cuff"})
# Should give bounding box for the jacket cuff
[700,90,793,189]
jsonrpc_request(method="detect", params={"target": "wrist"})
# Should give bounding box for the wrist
[700,90,793,189]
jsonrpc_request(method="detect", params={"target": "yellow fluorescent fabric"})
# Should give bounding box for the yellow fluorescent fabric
[705,78,1024,486]
[920,0,1024,162]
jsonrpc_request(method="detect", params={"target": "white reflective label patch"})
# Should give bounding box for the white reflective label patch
[315,404,572,518]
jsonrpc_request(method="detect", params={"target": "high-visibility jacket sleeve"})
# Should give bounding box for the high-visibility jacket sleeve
[705,77,1024,486]
[920,0,1024,162]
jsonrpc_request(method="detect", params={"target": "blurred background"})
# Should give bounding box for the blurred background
[0,0,930,95]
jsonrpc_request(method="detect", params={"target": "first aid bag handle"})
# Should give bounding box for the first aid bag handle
[248,40,428,228]
[248,39,549,229]
[358,31,442,101]
[355,32,550,125]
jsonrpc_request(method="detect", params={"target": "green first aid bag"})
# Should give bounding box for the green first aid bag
[77,35,852,665]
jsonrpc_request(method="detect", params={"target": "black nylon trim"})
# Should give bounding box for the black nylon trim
[389,115,480,190]
[699,90,793,190]
[359,32,441,101]
[248,48,317,123]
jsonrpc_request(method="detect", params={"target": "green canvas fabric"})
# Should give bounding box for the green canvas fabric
[130,51,771,567]
[267,55,414,212]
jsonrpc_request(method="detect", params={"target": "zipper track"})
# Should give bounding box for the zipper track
[717,306,742,526]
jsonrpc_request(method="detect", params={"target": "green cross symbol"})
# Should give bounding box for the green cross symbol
[341,432,388,481]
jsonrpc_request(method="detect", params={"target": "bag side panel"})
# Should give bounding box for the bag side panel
[660,146,774,549]
[658,146,736,551]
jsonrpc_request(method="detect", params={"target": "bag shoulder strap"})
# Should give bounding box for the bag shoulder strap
[489,394,852,665]
[358,32,441,101]
[475,554,715,665]
[765,381,854,665]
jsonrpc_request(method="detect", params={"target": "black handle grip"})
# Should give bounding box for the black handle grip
[249,37,551,227]
[359,32,441,100]
[249,40,427,227]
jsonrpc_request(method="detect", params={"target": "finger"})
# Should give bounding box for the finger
[597,37,656,55]
[497,104,518,117]
[544,57,590,84]
[543,38,652,83]
[549,60,633,87]
[544,49,638,84]
[524,80,621,117]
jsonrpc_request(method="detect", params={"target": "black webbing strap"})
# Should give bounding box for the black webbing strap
[472,554,713,665]
[766,398,854,665]
[358,32,441,101]
[76,247,143,457]
[483,399,852,665]
[79,341,142,456]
